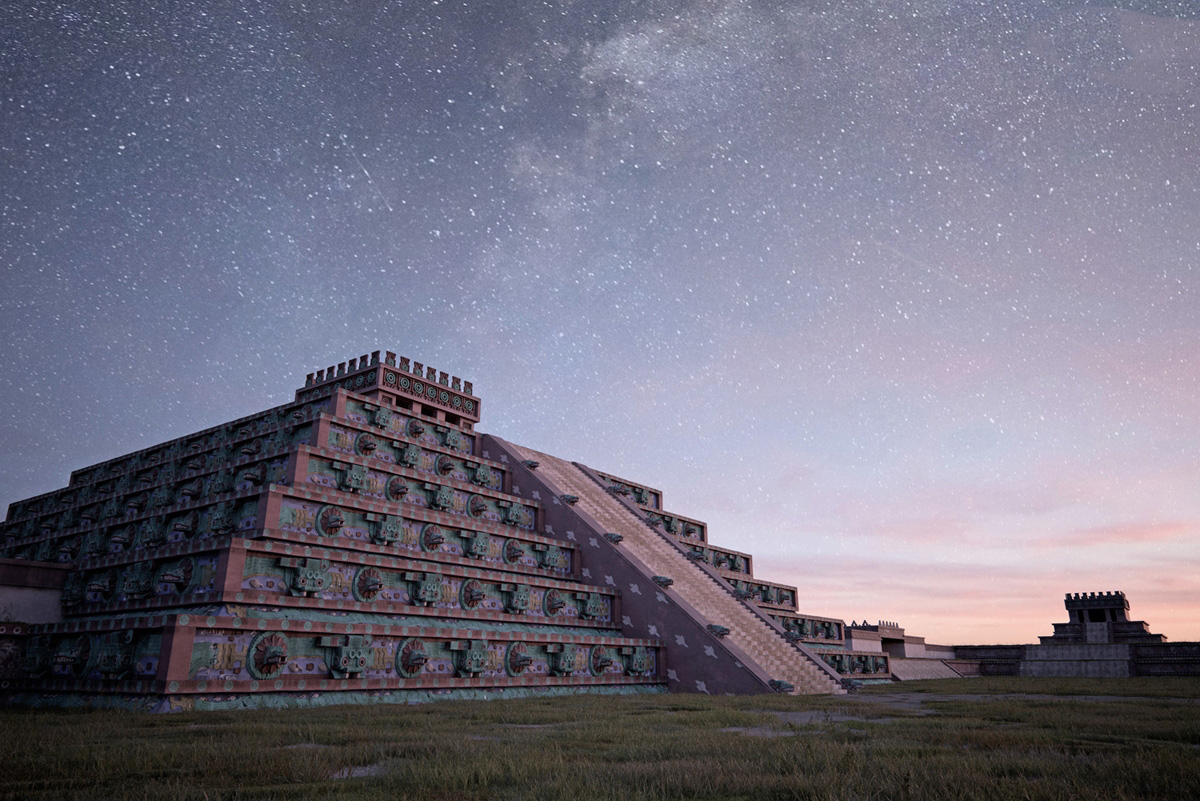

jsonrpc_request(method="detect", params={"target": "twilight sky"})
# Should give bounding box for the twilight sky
[3,1,1198,644]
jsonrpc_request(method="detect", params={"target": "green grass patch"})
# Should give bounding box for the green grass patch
[2,679,1199,800]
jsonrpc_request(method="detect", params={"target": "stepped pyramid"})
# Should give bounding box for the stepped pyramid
[0,349,890,710]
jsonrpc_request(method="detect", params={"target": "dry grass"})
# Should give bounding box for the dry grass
[2,678,1198,800]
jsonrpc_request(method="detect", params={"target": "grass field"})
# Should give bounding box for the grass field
[2,677,1198,800]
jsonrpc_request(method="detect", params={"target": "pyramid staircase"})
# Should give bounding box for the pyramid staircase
[486,440,846,695]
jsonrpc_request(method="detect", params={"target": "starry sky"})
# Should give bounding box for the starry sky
[3,1,1198,644]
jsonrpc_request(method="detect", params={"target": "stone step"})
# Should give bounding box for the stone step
[513,445,842,695]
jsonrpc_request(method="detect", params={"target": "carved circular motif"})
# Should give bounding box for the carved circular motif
[464,400,475,411]
[589,644,613,677]
[385,371,397,386]
[399,376,410,389]
[316,505,345,538]
[503,538,524,564]
[452,396,462,408]
[413,381,424,394]
[367,371,376,383]
[354,374,364,387]
[420,523,445,552]
[386,476,409,501]
[395,637,428,678]
[352,566,383,602]
[425,386,436,399]
[504,642,532,677]
[468,495,488,518]
[459,579,485,610]
[355,433,378,456]
[439,390,449,403]
[436,455,455,475]
[542,588,566,617]
[247,632,289,680]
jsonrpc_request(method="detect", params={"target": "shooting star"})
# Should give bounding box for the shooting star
[341,133,394,212]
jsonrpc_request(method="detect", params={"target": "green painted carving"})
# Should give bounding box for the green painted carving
[504,503,528,527]
[503,583,530,614]
[61,572,86,608]
[621,646,651,676]
[238,464,265,487]
[247,631,288,680]
[100,499,121,522]
[463,530,490,559]
[578,592,608,620]
[209,470,236,495]
[355,432,379,457]
[542,588,566,617]
[371,515,402,545]
[395,637,428,678]
[769,680,794,693]
[338,464,369,493]
[34,538,54,562]
[429,484,455,510]
[315,505,344,538]
[371,406,393,429]
[652,576,673,589]
[86,569,118,603]
[324,634,370,679]
[21,635,52,678]
[176,479,203,502]
[95,631,137,679]
[54,635,91,678]
[207,504,235,535]
[459,578,486,610]
[399,443,422,468]
[443,429,462,451]
[548,644,577,676]
[504,642,532,676]
[452,639,488,677]
[135,519,166,549]
[149,485,173,508]
[706,624,730,639]
[538,544,562,569]
[118,562,155,599]
[588,644,614,676]
[406,572,443,606]
[405,419,426,438]
[283,557,331,596]
[156,557,196,595]
[435,455,455,476]
[689,546,708,563]
[169,511,199,538]
[683,523,700,538]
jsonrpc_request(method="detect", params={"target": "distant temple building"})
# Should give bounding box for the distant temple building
[0,348,938,711]
[1041,591,1165,645]
[956,591,1197,678]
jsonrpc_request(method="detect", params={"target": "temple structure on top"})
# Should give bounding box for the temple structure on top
[0,348,925,711]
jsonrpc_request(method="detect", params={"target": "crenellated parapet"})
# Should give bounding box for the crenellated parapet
[298,350,480,424]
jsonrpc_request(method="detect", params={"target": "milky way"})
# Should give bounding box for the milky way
[3,1,1198,643]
